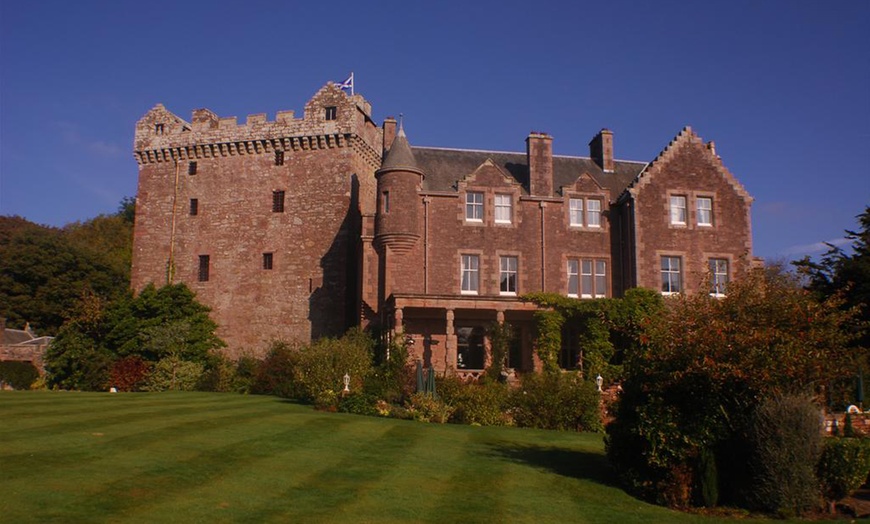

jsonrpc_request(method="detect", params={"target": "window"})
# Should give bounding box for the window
[709,258,729,296]
[272,190,285,213]
[456,326,485,370]
[461,254,479,294]
[188,161,197,175]
[382,191,390,214]
[697,197,713,226]
[661,256,682,294]
[495,194,512,223]
[155,123,164,135]
[587,199,602,228]
[568,259,607,298]
[275,150,284,166]
[263,252,273,270]
[595,260,606,298]
[189,198,198,216]
[465,192,483,222]
[325,106,337,120]
[198,255,210,282]
[670,195,687,225]
[567,260,579,297]
[569,198,584,226]
[499,256,518,295]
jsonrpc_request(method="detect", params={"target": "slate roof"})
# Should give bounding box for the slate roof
[380,128,422,174]
[410,146,647,200]
[3,328,35,345]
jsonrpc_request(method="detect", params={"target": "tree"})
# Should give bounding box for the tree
[606,268,858,510]
[793,206,870,401]
[44,283,225,390]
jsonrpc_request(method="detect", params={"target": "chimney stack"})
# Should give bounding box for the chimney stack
[589,129,614,173]
[527,132,553,197]
[383,117,398,153]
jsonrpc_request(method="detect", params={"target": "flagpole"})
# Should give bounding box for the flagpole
[350,72,354,96]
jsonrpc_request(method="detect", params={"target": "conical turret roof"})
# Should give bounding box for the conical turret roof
[379,124,424,175]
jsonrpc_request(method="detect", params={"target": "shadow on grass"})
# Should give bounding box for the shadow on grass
[488,443,620,487]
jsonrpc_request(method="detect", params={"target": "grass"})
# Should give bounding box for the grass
[2,391,785,523]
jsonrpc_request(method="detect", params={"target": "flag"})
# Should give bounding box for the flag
[337,73,354,94]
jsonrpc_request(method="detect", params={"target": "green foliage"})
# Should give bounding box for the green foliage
[0,361,40,390]
[485,322,513,382]
[198,353,256,393]
[844,412,855,437]
[364,337,413,404]
[0,215,129,335]
[44,282,224,390]
[698,447,718,508]
[253,340,301,398]
[511,372,602,432]
[109,355,150,392]
[533,309,563,374]
[406,392,453,423]
[817,437,870,508]
[142,357,205,391]
[438,377,512,426]
[294,329,374,403]
[606,269,857,510]
[747,394,822,517]
[338,393,380,416]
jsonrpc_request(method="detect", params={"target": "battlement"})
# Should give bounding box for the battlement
[133,83,380,166]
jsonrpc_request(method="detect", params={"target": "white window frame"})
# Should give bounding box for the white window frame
[499,256,518,295]
[697,197,713,226]
[670,195,687,225]
[580,260,594,298]
[567,260,579,297]
[465,192,483,222]
[709,258,729,297]
[461,254,480,294]
[586,199,602,228]
[594,260,607,298]
[661,256,682,295]
[494,194,512,224]
[569,198,584,226]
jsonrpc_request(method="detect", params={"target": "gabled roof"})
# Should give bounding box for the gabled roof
[410,146,645,199]
[621,126,752,203]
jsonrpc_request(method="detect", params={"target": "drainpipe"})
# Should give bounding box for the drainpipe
[539,201,546,291]
[167,158,180,284]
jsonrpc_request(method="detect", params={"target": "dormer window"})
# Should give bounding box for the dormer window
[465,192,483,222]
[155,123,164,135]
[325,106,337,120]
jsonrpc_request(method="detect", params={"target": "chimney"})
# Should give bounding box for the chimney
[527,132,553,197]
[589,129,614,173]
[383,117,397,153]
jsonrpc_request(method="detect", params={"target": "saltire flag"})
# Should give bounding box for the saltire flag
[338,73,354,95]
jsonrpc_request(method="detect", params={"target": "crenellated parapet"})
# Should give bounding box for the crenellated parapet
[133,83,382,170]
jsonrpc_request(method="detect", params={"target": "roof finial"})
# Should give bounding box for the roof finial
[398,113,405,137]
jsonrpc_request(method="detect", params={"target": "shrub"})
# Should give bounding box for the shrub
[364,338,413,404]
[253,340,300,398]
[817,437,870,512]
[510,372,601,432]
[142,357,204,391]
[109,355,150,391]
[197,353,238,393]
[233,355,260,394]
[406,392,453,423]
[438,377,512,426]
[0,361,40,390]
[338,393,380,416]
[294,329,374,402]
[698,447,718,508]
[748,394,822,517]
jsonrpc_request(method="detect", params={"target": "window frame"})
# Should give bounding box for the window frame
[709,258,729,296]
[567,259,579,297]
[499,255,518,295]
[465,192,484,222]
[272,190,285,213]
[189,198,198,216]
[661,255,682,295]
[274,150,284,166]
[670,195,687,225]
[494,193,512,224]
[324,106,337,120]
[586,199,602,228]
[460,254,480,295]
[569,198,584,227]
[697,196,713,226]
[188,161,197,175]
[263,252,274,270]
[198,255,210,282]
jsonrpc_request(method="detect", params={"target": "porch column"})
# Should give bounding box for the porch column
[445,309,456,370]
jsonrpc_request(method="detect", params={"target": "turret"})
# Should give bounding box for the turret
[374,121,423,254]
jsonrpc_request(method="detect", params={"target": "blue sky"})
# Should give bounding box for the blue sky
[1,0,867,261]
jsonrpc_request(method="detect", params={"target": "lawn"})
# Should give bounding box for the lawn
[2,391,782,523]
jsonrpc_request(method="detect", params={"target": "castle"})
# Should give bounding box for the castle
[132,82,755,375]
